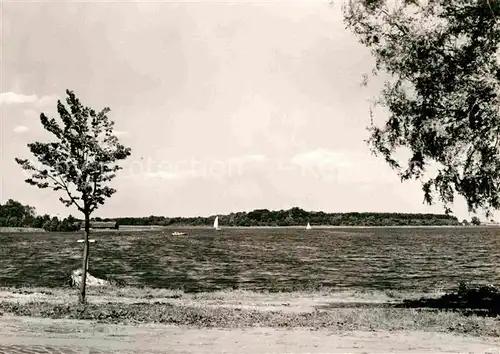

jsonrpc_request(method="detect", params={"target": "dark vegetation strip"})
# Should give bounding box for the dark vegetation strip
[398,282,500,317]
[0,199,463,231]
[0,301,499,337]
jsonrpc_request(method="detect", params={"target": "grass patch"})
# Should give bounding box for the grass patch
[0,227,45,233]
[0,300,498,337]
[1,283,499,337]
[0,285,439,302]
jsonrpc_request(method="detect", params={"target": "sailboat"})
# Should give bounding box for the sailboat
[306,222,312,230]
[214,216,221,231]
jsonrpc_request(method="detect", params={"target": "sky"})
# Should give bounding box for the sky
[0,0,485,221]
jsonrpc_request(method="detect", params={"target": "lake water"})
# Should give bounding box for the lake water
[0,227,499,292]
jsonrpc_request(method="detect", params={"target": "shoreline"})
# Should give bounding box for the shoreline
[118,225,476,229]
[0,286,424,310]
[0,286,498,336]
[1,225,493,233]
[0,286,499,352]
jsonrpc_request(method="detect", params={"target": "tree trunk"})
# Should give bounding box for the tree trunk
[79,213,90,304]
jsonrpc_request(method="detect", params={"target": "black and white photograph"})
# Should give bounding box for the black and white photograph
[1,0,500,352]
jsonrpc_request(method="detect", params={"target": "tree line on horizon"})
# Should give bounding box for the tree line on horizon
[1,200,468,228]
[0,199,80,231]
[114,207,463,227]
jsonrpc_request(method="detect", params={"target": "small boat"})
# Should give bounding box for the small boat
[214,216,221,231]
[171,232,187,236]
[306,222,312,230]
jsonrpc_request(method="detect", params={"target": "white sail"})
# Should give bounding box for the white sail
[306,222,312,230]
[214,216,220,230]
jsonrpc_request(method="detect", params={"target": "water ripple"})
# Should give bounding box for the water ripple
[0,227,499,292]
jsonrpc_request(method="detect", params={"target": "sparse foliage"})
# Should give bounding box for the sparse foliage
[343,0,500,216]
[15,90,131,303]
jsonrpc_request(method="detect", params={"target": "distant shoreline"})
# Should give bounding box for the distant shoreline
[2,224,498,233]
[125,225,496,229]
[0,202,467,232]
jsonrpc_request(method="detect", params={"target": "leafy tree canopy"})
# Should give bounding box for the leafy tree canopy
[15,90,131,215]
[15,89,131,304]
[343,0,500,216]
[0,199,35,219]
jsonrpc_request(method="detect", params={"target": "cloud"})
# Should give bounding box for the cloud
[34,94,59,108]
[288,148,404,184]
[0,92,59,107]
[290,148,352,168]
[0,92,38,105]
[286,149,352,181]
[124,154,269,181]
[243,154,268,162]
[13,125,30,134]
[229,154,269,164]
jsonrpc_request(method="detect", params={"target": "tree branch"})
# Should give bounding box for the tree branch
[32,167,84,212]
[57,175,84,212]
[380,9,408,36]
